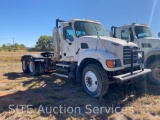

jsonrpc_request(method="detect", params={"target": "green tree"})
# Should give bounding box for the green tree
[12,43,26,50]
[2,44,7,50]
[19,44,26,49]
[7,43,12,51]
[14,43,20,50]
[1,43,26,51]
[36,35,53,50]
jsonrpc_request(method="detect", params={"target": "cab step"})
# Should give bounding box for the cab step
[54,73,68,78]
[56,63,70,67]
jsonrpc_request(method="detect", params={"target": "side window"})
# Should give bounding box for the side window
[121,30,127,40]
[121,28,134,42]
[121,29,130,41]
[63,26,74,42]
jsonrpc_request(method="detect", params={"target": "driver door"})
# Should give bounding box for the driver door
[61,24,77,61]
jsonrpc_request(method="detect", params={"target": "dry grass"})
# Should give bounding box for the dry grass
[0,51,160,120]
[0,50,41,62]
[116,96,160,120]
[0,82,20,91]
[0,62,20,73]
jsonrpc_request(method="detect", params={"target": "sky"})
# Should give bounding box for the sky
[0,0,160,47]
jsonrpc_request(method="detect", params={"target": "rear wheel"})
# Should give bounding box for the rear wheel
[82,63,109,98]
[28,58,40,76]
[22,58,29,73]
[147,61,160,85]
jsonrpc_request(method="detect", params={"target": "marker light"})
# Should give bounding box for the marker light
[106,60,115,68]
[141,24,148,26]
[106,59,122,68]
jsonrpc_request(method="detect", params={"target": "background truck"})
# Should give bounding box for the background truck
[21,19,151,98]
[110,23,160,84]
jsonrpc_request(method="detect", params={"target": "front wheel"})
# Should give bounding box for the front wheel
[147,61,160,85]
[82,64,109,98]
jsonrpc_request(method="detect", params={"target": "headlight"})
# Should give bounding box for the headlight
[106,59,121,68]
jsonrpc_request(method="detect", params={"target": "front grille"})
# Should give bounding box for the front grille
[123,46,138,65]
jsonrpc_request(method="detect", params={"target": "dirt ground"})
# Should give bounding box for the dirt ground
[0,51,160,120]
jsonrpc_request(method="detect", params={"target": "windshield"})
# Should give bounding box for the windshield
[74,21,107,37]
[135,26,153,39]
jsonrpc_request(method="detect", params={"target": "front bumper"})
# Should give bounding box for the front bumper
[113,69,151,83]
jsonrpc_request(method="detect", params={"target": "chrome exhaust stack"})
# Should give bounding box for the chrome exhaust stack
[53,27,60,61]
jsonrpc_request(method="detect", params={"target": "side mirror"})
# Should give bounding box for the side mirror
[134,36,138,41]
[158,32,160,38]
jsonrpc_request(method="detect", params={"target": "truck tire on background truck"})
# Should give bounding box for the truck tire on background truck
[147,61,160,85]
[82,63,109,98]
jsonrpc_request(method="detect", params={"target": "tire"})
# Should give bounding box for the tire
[147,61,160,85]
[22,58,29,73]
[82,63,109,98]
[28,58,40,76]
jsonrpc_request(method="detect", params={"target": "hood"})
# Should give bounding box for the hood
[100,36,137,46]
[139,37,160,49]
[78,36,138,64]
[139,37,160,43]
[79,36,138,47]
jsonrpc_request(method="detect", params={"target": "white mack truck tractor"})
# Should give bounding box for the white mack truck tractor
[110,23,160,84]
[21,19,151,98]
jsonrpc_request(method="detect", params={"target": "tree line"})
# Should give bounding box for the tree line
[0,43,26,51]
[0,35,54,51]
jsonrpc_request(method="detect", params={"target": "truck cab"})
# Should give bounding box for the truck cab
[21,19,151,98]
[111,23,160,84]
